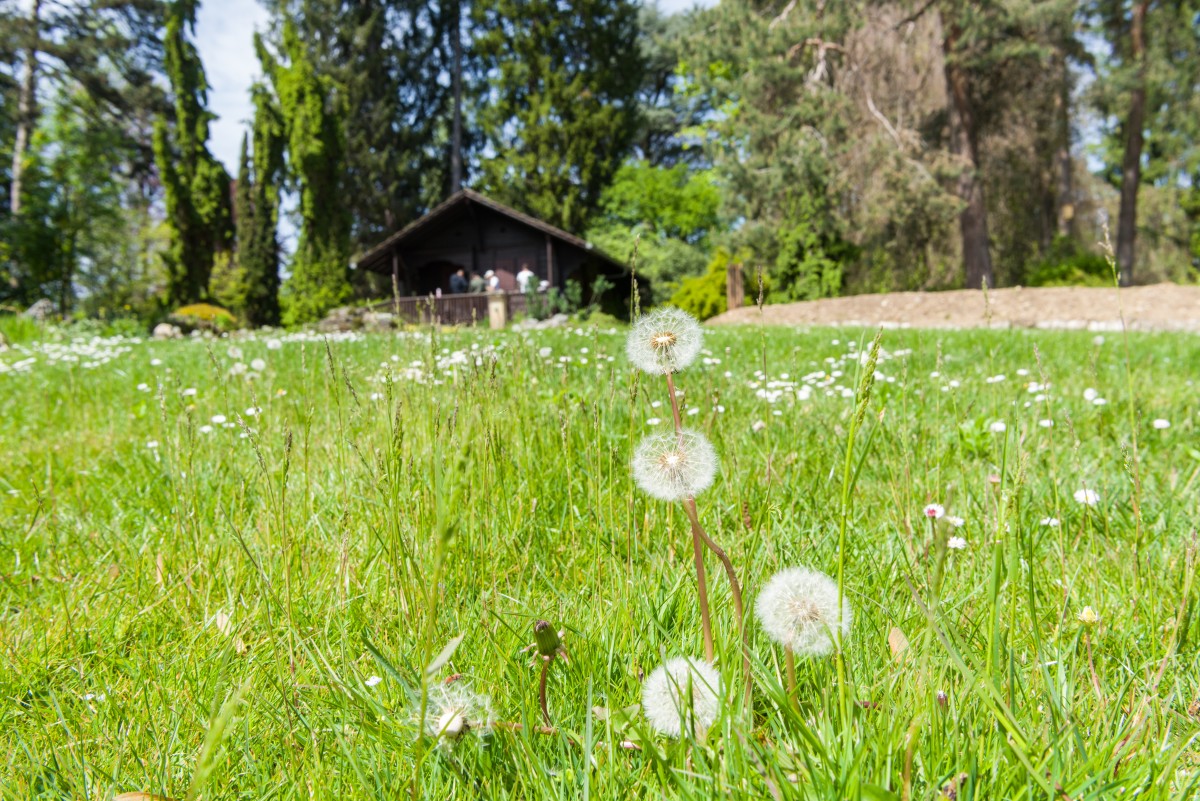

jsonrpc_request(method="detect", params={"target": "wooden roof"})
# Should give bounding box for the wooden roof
[353,189,627,274]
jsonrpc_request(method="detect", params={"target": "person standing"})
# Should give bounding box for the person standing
[468,271,486,293]
[485,270,500,292]
[516,262,536,293]
[449,268,468,295]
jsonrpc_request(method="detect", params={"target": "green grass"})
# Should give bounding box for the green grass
[1,322,1198,799]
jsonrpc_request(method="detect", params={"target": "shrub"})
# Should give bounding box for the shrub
[170,303,238,333]
[671,247,762,321]
[1025,237,1114,287]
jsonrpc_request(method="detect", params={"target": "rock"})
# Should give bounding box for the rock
[23,299,55,322]
[152,323,183,340]
[317,306,364,332]
[362,311,395,331]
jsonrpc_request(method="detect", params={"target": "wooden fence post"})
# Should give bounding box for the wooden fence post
[726,262,745,311]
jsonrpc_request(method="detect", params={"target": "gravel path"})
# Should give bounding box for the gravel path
[707,283,1200,332]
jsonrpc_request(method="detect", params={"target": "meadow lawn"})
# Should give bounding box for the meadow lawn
[1,320,1198,799]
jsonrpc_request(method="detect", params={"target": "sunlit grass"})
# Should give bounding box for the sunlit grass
[1,323,1198,799]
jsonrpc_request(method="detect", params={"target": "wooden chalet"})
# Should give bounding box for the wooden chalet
[354,189,636,324]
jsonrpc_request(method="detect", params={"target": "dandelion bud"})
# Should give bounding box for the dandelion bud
[626,307,703,375]
[631,430,718,502]
[755,566,852,658]
[1077,606,1100,625]
[642,657,722,738]
[533,620,562,659]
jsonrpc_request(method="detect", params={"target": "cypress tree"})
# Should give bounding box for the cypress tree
[236,86,285,326]
[258,25,351,324]
[153,0,233,307]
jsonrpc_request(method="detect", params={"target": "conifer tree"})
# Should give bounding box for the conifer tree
[258,25,351,324]
[236,86,285,326]
[153,0,233,306]
[474,0,643,233]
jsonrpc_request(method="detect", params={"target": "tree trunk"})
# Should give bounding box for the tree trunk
[1116,0,1150,287]
[10,0,42,216]
[1054,51,1075,239]
[941,10,994,290]
[449,0,464,194]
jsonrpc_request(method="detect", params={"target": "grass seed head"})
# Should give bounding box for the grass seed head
[642,657,722,738]
[755,566,852,657]
[626,307,703,375]
[631,430,718,502]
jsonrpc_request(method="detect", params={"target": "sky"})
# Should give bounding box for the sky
[194,0,716,173]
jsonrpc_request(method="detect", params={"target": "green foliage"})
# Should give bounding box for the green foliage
[234,88,286,327]
[258,25,352,324]
[670,246,753,321]
[154,0,234,307]
[474,0,644,233]
[1025,236,1115,287]
[208,250,249,317]
[586,161,720,301]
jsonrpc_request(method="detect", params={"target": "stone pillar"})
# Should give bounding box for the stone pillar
[488,292,508,329]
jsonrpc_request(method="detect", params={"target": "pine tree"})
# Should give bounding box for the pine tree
[153,0,233,306]
[236,86,285,326]
[474,0,644,233]
[258,24,351,324]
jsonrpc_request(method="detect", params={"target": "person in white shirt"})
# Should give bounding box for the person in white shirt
[516,263,536,293]
[485,270,500,292]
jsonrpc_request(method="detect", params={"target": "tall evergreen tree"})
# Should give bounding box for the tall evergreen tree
[474,0,644,233]
[258,25,351,324]
[153,0,232,306]
[236,86,285,326]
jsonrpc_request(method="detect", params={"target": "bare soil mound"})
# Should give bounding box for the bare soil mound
[707,283,1200,332]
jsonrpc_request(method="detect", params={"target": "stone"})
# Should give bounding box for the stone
[24,299,55,322]
[361,311,395,331]
[152,323,183,339]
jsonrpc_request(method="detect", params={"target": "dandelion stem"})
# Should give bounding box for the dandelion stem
[689,520,716,663]
[665,372,684,434]
[785,649,797,704]
[539,657,552,726]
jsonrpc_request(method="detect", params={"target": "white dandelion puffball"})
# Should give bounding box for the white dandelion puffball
[631,430,718,502]
[1074,488,1100,506]
[642,657,722,738]
[422,682,493,742]
[626,306,703,374]
[755,566,852,657]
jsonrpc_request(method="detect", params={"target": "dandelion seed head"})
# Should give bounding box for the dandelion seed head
[626,307,703,374]
[641,657,722,738]
[755,566,851,657]
[631,430,718,502]
[421,681,493,743]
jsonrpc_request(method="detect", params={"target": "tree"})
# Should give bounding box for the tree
[235,86,285,326]
[474,0,644,233]
[153,0,232,306]
[258,25,351,324]
[634,3,710,167]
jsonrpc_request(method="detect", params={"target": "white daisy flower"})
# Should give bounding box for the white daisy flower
[1040,517,1060,527]
[266,339,282,350]
[365,675,383,687]
[211,414,226,424]
[1083,388,1098,401]
[626,307,703,374]
[754,566,851,658]
[631,430,718,502]
[244,406,261,417]
[198,425,213,434]
[947,536,967,550]
[146,440,159,449]
[1073,489,1099,506]
[1152,419,1170,430]
[946,515,965,528]
[988,421,1007,433]
[924,504,945,519]
[642,657,721,738]
[1038,419,1053,428]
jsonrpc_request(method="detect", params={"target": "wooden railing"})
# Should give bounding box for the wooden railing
[374,291,532,326]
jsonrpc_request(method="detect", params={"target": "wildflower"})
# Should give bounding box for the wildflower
[182,387,197,397]
[947,536,967,550]
[755,566,851,658]
[924,504,945,519]
[137,383,151,392]
[146,440,159,449]
[641,657,721,738]
[422,680,493,742]
[631,430,718,502]
[751,420,766,433]
[1073,488,1099,506]
[1040,517,1060,527]
[1152,418,1170,430]
[227,346,243,360]
[1077,606,1100,625]
[245,406,261,417]
[1038,419,1053,428]
[989,421,1007,433]
[211,414,227,424]
[1083,388,1098,401]
[626,307,703,374]
[250,358,267,372]
[946,515,965,528]
[266,338,282,350]
[199,425,213,434]
[646,417,662,426]
[365,675,383,688]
